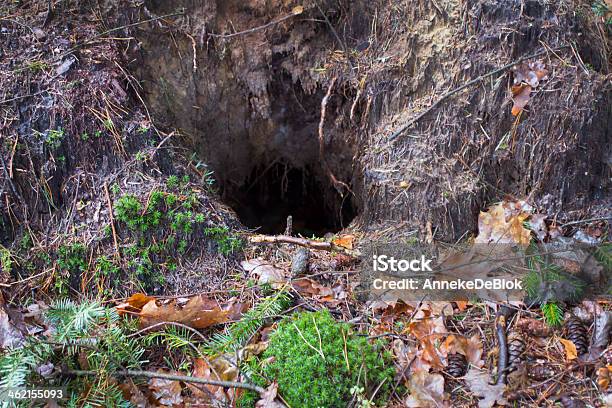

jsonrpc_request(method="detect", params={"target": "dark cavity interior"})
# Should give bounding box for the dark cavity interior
[222,161,357,236]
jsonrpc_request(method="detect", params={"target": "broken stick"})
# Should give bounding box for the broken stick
[249,234,359,256]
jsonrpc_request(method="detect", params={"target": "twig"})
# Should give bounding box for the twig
[186,33,197,72]
[249,234,358,255]
[66,369,266,394]
[0,89,51,106]
[495,306,514,385]
[103,182,120,261]
[0,153,20,201]
[318,77,337,163]
[151,131,174,158]
[388,45,570,141]
[0,268,51,288]
[208,9,302,39]
[561,216,612,227]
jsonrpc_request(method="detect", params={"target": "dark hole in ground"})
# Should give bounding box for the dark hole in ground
[224,161,357,236]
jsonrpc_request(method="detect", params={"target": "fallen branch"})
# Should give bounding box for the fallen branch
[495,306,515,385]
[388,45,570,141]
[66,369,266,394]
[560,216,612,227]
[250,234,358,255]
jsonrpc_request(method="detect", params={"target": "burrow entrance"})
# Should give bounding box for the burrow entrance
[205,74,360,236]
[223,161,357,236]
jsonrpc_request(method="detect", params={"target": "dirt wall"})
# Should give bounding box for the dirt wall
[122,0,611,239]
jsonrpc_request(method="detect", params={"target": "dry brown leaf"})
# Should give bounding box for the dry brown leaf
[256,382,286,407]
[116,293,156,315]
[190,358,215,399]
[511,84,531,116]
[405,370,448,407]
[408,316,448,340]
[292,278,333,298]
[239,342,268,360]
[420,341,445,371]
[464,368,507,408]
[511,61,548,115]
[528,214,548,242]
[407,316,448,370]
[442,334,484,367]
[475,201,531,246]
[332,234,354,249]
[241,259,287,288]
[0,306,25,349]
[139,296,229,329]
[597,366,612,390]
[210,354,239,382]
[149,373,183,406]
[559,338,578,361]
[118,379,150,408]
[188,357,236,404]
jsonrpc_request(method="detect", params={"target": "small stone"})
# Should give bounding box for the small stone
[32,27,46,40]
[291,247,309,276]
[56,56,76,76]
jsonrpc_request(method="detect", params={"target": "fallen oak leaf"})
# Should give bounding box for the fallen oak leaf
[464,368,507,408]
[116,293,156,315]
[148,373,183,406]
[408,316,448,340]
[442,334,484,367]
[292,278,333,298]
[256,381,286,407]
[332,234,355,250]
[475,201,532,246]
[241,259,287,288]
[188,357,236,404]
[189,358,215,399]
[139,295,229,329]
[118,379,149,408]
[559,338,578,361]
[511,83,531,116]
[405,370,448,407]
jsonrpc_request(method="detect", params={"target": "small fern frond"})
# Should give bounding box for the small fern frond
[594,243,612,270]
[47,299,105,340]
[0,350,33,388]
[541,301,564,327]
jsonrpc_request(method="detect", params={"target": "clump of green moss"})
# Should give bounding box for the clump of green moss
[261,310,394,408]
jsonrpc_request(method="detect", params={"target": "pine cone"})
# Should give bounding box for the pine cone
[557,394,587,408]
[507,331,525,371]
[527,363,556,381]
[565,317,589,356]
[446,353,467,378]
